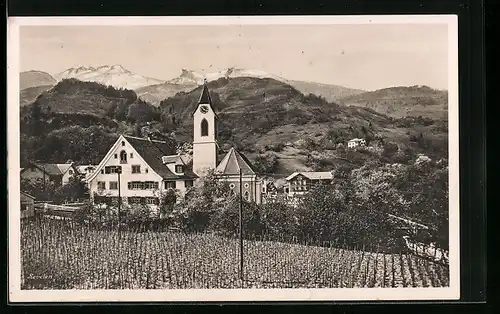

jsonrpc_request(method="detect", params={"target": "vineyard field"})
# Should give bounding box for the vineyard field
[21,217,449,289]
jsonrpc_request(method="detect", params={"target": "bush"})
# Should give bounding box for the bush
[253,152,279,173]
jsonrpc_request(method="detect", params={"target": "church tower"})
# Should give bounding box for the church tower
[192,81,218,176]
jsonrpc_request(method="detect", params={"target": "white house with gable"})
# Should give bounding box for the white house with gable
[347,138,366,149]
[87,134,198,210]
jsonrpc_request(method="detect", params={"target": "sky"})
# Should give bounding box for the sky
[20,24,449,91]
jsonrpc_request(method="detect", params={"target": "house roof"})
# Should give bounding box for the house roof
[162,155,182,164]
[123,135,198,180]
[286,171,334,181]
[33,163,65,176]
[348,138,365,142]
[216,147,256,176]
[57,164,73,174]
[21,191,35,199]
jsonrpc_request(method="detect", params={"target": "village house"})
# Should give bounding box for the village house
[87,134,198,209]
[347,138,366,149]
[284,171,334,197]
[21,162,77,186]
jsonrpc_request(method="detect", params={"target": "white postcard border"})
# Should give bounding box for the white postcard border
[7,15,460,302]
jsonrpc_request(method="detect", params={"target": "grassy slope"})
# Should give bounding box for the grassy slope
[159,77,447,174]
[20,70,57,90]
[287,79,366,102]
[20,85,54,107]
[338,86,448,119]
[135,82,197,106]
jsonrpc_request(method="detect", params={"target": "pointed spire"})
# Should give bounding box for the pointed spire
[198,80,212,105]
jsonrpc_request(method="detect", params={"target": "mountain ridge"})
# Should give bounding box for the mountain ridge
[53,65,165,90]
[20,71,56,90]
[338,85,448,119]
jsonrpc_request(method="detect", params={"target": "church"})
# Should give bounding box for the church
[192,82,262,204]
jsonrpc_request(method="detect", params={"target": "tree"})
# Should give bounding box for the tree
[54,176,90,203]
[253,152,278,174]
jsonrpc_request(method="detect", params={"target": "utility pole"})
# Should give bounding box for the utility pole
[239,167,244,282]
[117,165,122,235]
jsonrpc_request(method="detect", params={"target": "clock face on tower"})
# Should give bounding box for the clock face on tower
[200,105,209,114]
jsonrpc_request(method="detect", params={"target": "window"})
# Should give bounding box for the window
[175,165,184,173]
[146,197,159,205]
[244,191,250,201]
[68,169,73,175]
[201,119,209,137]
[120,150,127,164]
[132,165,141,174]
[229,183,235,189]
[109,181,118,190]
[97,181,106,190]
[122,141,125,146]
[127,181,159,190]
[145,168,148,173]
[101,169,104,174]
[114,153,118,159]
[128,197,144,205]
[185,180,193,188]
[165,181,176,189]
[105,166,120,174]
[244,183,249,188]
[130,153,134,158]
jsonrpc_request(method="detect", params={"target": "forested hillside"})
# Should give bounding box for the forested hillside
[20,77,448,175]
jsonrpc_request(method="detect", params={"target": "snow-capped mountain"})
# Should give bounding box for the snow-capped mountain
[54,65,165,90]
[167,67,286,85]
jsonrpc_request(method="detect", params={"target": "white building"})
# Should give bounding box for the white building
[87,135,198,210]
[347,138,366,149]
[284,171,334,197]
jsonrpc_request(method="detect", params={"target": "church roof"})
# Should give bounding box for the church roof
[191,82,218,118]
[198,83,212,104]
[216,147,256,176]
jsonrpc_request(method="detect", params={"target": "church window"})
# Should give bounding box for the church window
[244,191,250,201]
[201,119,209,137]
[229,183,235,189]
[120,150,127,164]
[244,183,249,188]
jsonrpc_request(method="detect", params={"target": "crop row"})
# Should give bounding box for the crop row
[21,217,449,289]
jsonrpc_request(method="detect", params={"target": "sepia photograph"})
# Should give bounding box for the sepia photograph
[7,15,459,302]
